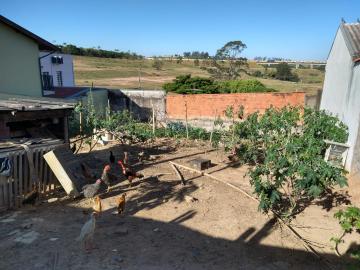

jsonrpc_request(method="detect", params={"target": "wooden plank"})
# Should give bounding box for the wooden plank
[43,146,87,197]
[8,176,13,209]
[13,154,19,208]
[19,152,23,205]
[40,149,45,193]
[24,153,29,194]
[2,176,8,209]
[0,176,5,208]
[43,160,48,192]
[34,150,39,191]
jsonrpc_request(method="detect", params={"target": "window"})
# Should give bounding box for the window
[42,72,53,90]
[51,56,63,64]
[56,71,63,86]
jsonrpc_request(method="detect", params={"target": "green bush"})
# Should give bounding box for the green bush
[219,79,275,93]
[163,74,274,94]
[234,107,348,219]
[162,74,219,94]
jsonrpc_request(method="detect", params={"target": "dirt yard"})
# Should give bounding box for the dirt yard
[0,139,358,270]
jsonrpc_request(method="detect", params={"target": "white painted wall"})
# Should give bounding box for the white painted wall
[39,52,75,87]
[320,28,360,172]
[344,64,360,172]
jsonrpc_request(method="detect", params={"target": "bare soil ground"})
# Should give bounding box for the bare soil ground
[0,139,358,270]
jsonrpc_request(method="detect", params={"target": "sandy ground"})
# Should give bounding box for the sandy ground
[0,139,358,270]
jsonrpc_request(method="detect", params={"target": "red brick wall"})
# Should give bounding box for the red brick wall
[166,92,305,119]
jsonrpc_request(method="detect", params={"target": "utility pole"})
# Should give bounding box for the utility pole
[138,60,142,89]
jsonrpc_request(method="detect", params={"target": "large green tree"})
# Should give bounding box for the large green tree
[207,41,248,80]
[275,63,299,82]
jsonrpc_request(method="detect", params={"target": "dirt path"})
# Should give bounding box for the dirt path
[0,141,354,269]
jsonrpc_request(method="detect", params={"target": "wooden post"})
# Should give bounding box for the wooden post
[79,100,83,135]
[185,100,189,139]
[152,102,156,135]
[63,116,69,144]
[138,61,142,89]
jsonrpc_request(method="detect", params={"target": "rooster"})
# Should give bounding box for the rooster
[22,189,38,205]
[76,212,96,250]
[116,193,126,215]
[81,163,95,183]
[81,179,102,198]
[101,165,112,187]
[101,164,118,192]
[117,160,144,187]
[93,196,102,214]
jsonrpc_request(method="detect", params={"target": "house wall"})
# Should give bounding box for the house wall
[320,28,360,172]
[39,52,75,87]
[321,29,354,119]
[0,23,42,97]
[344,64,360,173]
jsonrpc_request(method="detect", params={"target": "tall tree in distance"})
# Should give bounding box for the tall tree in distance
[208,41,248,80]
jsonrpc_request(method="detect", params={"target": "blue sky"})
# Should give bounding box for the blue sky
[1,0,360,60]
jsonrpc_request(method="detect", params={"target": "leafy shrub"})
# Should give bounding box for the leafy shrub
[163,74,273,94]
[219,79,275,93]
[234,107,348,219]
[152,58,164,70]
[162,74,219,94]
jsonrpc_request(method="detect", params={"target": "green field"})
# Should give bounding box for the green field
[74,56,324,95]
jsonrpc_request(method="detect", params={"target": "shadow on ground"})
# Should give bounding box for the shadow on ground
[0,143,358,270]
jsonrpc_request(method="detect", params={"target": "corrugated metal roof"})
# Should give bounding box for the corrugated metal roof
[341,23,360,62]
[0,93,74,112]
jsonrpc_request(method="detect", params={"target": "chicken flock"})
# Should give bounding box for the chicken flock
[77,151,141,251]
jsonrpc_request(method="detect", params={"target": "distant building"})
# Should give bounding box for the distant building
[40,52,75,90]
[320,20,360,173]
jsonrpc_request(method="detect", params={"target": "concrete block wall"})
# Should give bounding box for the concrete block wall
[166,92,306,120]
[109,89,166,121]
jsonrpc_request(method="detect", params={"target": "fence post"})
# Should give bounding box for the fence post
[152,102,156,135]
[185,100,189,139]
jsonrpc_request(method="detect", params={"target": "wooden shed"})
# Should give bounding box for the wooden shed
[0,95,74,210]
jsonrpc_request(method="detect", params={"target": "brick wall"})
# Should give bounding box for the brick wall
[166,92,305,120]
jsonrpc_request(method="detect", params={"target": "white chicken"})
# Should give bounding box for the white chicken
[76,212,96,250]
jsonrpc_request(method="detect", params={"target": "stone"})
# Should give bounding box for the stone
[47,198,58,203]
[188,158,211,171]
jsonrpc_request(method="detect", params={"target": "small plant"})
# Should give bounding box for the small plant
[331,206,360,269]
[152,58,164,71]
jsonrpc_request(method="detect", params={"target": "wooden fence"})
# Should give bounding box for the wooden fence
[0,140,64,210]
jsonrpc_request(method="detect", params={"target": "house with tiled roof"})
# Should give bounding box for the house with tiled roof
[321,20,360,173]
